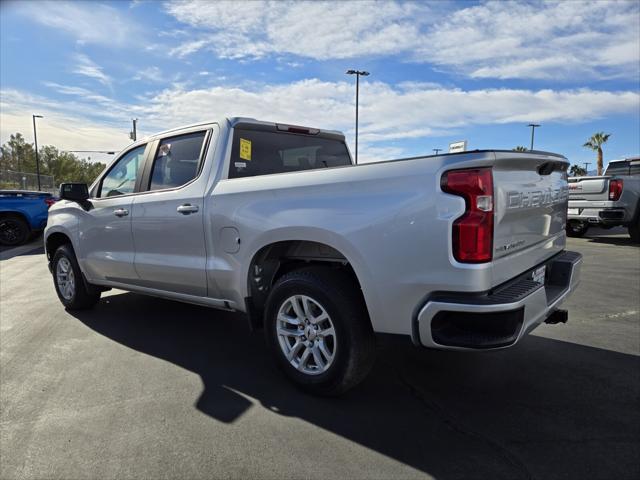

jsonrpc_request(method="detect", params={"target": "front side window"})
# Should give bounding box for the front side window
[99,145,146,198]
[228,129,352,179]
[149,131,206,191]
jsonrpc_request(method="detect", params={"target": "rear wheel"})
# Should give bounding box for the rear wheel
[566,221,589,238]
[52,244,101,310]
[0,215,30,246]
[264,266,375,396]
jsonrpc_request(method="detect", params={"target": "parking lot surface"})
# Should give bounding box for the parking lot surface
[1,229,639,480]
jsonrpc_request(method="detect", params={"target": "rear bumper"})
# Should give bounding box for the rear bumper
[414,251,582,350]
[567,206,631,225]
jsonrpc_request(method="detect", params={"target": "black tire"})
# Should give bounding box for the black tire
[0,215,30,246]
[264,266,375,396]
[628,221,640,243]
[52,244,101,310]
[566,221,589,238]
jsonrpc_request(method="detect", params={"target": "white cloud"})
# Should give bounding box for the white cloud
[2,79,638,163]
[132,66,164,83]
[164,0,640,80]
[73,54,112,87]
[165,0,432,60]
[0,90,133,165]
[15,1,140,47]
[419,0,640,80]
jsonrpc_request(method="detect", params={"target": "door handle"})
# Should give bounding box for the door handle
[114,208,129,217]
[177,204,199,215]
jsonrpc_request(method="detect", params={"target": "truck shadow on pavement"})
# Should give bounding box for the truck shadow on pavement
[585,236,639,247]
[71,292,640,480]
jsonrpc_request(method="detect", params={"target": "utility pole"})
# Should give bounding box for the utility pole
[346,70,370,164]
[32,114,43,191]
[527,123,540,151]
[583,162,591,175]
[129,118,138,142]
[433,148,442,155]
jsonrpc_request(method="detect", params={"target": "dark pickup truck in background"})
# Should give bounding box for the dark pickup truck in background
[0,190,56,246]
[567,157,640,242]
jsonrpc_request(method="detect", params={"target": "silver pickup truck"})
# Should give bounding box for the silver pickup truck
[567,157,640,242]
[45,117,582,394]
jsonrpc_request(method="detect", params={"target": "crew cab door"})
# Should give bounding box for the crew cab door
[80,143,148,283]
[130,128,213,297]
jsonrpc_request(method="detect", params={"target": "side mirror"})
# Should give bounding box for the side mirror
[59,183,89,202]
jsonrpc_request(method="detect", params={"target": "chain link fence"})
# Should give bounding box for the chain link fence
[0,170,56,193]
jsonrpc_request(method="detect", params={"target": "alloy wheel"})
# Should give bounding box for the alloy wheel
[56,257,76,300]
[276,294,337,375]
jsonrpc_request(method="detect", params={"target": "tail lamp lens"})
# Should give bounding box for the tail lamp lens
[44,197,56,208]
[441,168,494,263]
[608,179,623,201]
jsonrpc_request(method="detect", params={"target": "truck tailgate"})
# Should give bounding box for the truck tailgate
[568,176,610,201]
[490,152,569,284]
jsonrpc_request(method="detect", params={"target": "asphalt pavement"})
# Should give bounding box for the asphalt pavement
[1,228,638,480]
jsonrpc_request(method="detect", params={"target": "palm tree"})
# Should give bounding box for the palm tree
[583,132,611,175]
[569,164,587,177]
[513,146,528,152]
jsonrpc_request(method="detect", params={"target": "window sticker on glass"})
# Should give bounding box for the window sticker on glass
[239,138,252,161]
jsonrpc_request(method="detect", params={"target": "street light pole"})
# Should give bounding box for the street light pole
[130,118,138,142]
[583,162,591,175]
[433,148,442,155]
[346,69,370,164]
[527,123,540,151]
[32,114,43,191]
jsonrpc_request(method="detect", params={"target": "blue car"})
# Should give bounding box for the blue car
[0,190,57,246]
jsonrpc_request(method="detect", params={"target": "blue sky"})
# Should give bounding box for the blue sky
[1,0,638,166]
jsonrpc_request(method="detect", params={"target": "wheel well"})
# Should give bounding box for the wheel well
[46,232,72,262]
[0,211,29,226]
[246,240,364,329]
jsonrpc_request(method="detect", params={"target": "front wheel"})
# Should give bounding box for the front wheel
[566,221,589,238]
[52,244,101,310]
[264,266,375,396]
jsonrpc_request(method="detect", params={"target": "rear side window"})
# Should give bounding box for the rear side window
[629,160,640,176]
[228,128,351,179]
[149,131,206,191]
[605,161,629,175]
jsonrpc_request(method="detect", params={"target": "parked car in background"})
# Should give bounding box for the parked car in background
[0,190,56,246]
[44,117,581,395]
[567,157,640,242]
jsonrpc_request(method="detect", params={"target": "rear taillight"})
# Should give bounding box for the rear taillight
[609,179,623,201]
[441,168,494,263]
[44,197,56,208]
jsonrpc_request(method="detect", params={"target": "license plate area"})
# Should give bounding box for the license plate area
[531,265,546,285]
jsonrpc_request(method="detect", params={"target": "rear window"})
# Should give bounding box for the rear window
[228,128,351,179]
[605,161,629,175]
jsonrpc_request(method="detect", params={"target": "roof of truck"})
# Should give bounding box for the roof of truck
[119,118,566,162]
[148,117,345,140]
[609,156,640,163]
